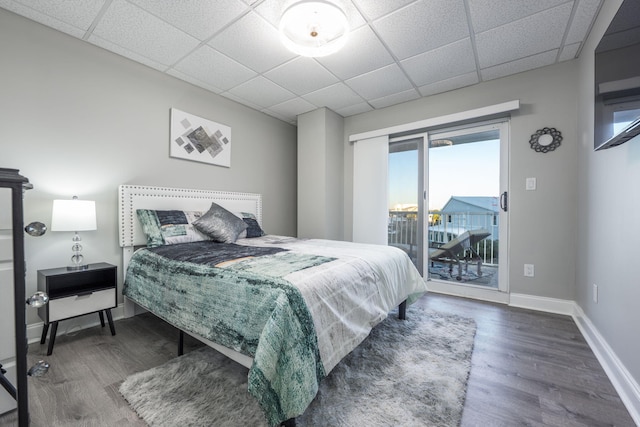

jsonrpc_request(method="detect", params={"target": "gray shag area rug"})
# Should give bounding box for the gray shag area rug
[119,306,476,427]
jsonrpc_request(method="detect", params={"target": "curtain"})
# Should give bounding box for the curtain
[352,135,388,244]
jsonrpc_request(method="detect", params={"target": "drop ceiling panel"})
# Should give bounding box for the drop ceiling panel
[373,0,470,60]
[401,38,476,87]
[268,97,317,121]
[208,11,295,73]
[0,0,604,124]
[559,42,581,61]
[475,2,573,68]
[369,89,421,109]
[128,0,249,41]
[316,26,395,80]
[264,57,340,96]
[468,0,567,33]
[172,45,257,91]
[92,0,200,67]
[481,50,558,81]
[226,76,296,109]
[334,102,374,117]
[418,72,479,97]
[346,64,414,100]
[351,0,416,21]
[302,83,366,111]
[565,0,603,45]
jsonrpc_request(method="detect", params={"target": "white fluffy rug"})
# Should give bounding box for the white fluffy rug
[120,306,476,426]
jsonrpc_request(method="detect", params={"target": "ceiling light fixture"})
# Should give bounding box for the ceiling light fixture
[279,0,349,58]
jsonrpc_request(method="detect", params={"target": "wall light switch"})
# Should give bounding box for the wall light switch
[526,177,537,190]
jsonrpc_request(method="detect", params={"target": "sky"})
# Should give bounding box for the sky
[389,139,500,210]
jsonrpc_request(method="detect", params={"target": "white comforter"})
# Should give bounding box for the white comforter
[236,236,427,374]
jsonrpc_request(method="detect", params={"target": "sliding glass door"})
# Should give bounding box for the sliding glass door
[388,121,509,293]
[388,135,424,274]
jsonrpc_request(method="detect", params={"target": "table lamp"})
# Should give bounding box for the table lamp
[51,197,96,270]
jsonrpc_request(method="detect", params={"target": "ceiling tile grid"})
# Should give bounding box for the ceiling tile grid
[91,0,202,67]
[474,2,574,69]
[315,25,396,81]
[264,57,340,96]
[171,45,258,91]
[400,38,477,87]
[207,11,297,74]
[1,0,604,124]
[372,0,471,61]
[418,71,479,97]
[127,0,249,40]
[227,75,296,109]
[302,83,366,111]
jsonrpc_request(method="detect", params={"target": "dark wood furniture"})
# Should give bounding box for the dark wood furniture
[0,168,30,427]
[38,263,117,355]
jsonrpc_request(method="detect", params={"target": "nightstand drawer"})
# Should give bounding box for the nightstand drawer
[48,288,115,322]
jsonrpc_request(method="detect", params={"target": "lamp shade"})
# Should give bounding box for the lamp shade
[51,199,97,231]
[279,0,349,57]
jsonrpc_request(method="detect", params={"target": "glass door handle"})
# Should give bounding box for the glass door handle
[500,191,508,212]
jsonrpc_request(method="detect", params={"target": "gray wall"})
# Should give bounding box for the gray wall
[343,61,579,301]
[297,107,344,239]
[577,0,640,390]
[0,9,297,324]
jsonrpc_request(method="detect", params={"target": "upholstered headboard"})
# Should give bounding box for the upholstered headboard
[118,184,263,248]
[118,185,262,318]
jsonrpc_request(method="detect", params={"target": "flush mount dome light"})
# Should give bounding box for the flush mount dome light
[279,0,349,57]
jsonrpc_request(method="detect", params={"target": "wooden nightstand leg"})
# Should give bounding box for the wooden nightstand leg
[105,309,116,336]
[46,321,59,356]
[40,323,49,345]
[98,311,105,327]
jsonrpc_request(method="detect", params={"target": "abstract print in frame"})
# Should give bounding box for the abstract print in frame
[170,108,231,167]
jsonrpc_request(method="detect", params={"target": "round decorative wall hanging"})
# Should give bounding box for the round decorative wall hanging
[529,127,562,153]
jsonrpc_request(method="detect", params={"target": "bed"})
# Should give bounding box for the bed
[118,185,427,426]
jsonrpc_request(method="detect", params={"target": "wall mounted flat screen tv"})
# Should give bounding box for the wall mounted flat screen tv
[594,0,640,150]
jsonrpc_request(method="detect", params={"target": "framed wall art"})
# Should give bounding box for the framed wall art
[170,108,231,167]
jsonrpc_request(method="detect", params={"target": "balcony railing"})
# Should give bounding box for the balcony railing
[388,210,499,266]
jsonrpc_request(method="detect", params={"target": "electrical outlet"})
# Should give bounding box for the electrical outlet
[524,264,535,277]
[593,283,598,303]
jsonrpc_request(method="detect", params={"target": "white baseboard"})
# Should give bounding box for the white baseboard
[573,305,640,426]
[508,292,577,316]
[26,303,126,345]
[427,280,510,304]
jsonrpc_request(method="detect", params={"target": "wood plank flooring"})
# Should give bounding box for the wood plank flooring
[0,293,635,426]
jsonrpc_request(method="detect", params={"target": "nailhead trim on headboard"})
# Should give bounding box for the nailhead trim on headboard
[118,185,263,248]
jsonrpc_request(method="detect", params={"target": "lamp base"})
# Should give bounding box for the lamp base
[66,264,89,271]
[68,250,86,271]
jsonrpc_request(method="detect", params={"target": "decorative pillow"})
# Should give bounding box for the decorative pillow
[136,209,212,247]
[192,202,248,243]
[235,212,266,239]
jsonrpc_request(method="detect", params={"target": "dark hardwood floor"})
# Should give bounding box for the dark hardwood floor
[0,293,636,426]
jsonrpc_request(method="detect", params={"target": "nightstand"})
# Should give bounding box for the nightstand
[37,263,117,355]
